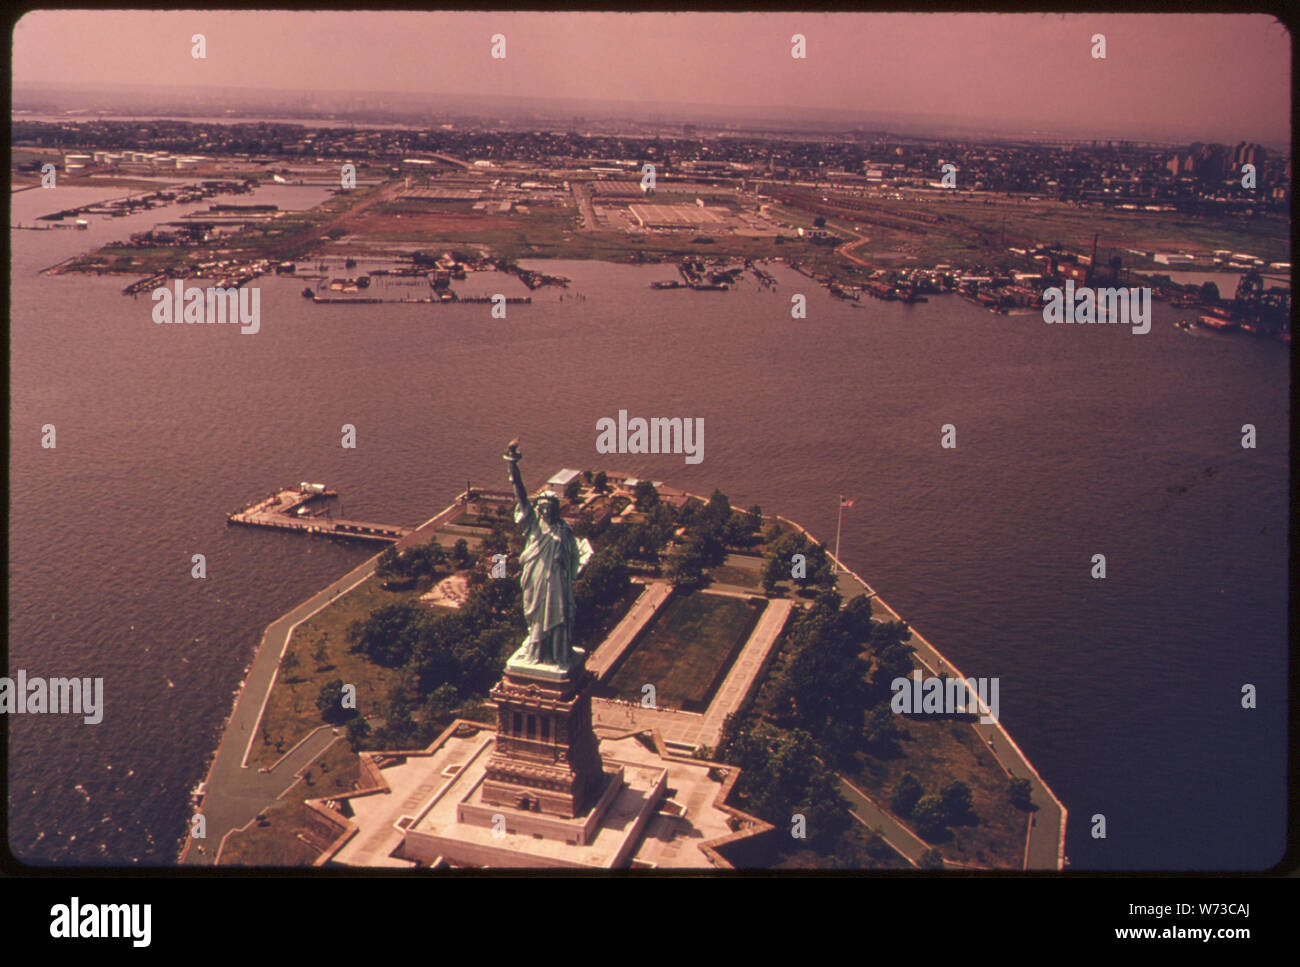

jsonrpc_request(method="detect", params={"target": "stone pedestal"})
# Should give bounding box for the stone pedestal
[481,658,606,819]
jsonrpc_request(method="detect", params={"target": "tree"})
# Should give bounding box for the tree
[911,793,948,839]
[403,541,445,578]
[701,489,732,533]
[813,215,827,228]
[345,716,370,749]
[766,531,808,578]
[564,477,581,503]
[761,555,785,594]
[375,545,405,578]
[574,548,631,640]
[451,538,470,568]
[576,547,630,610]
[377,690,416,748]
[843,595,874,641]
[316,678,355,725]
[1008,777,1034,811]
[868,642,916,705]
[280,650,301,681]
[1199,280,1220,305]
[745,505,763,533]
[421,683,460,720]
[633,479,659,512]
[593,470,608,494]
[803,542,837,591]
[665,538,706,589]
[870,619,911,651]
[573,506,596,540]
[347,601,420,667]
[891,773,924,818]
[939,780,974,825]
[312,640,330,670]
[865,833,895,863]
[863,703,903,753]
[920,848,945,870]
[481,528,509,556]
[723,513,753,549]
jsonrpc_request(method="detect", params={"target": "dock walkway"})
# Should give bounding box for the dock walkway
[228,487,413,543]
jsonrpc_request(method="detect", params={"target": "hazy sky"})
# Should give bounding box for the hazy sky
[13,11,1291,143]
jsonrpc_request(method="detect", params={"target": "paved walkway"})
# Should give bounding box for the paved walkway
[839,776,926,867]
[586,580,674,679]
[592,596,794,752]
[180,498,467,865]
[698,597,793,748]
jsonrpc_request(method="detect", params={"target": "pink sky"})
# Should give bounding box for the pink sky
[13,12,1291,144]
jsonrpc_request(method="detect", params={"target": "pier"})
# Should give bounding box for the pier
[123,273,170,295]
[227,485,413,543]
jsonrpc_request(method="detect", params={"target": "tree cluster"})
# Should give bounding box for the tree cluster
[890,772,975,840]
[715,719,851,852]
[607,502,675,567]
[761,529,836,595]
[766,591,879,767]
[665,489,762,588]
[375,542,447,583]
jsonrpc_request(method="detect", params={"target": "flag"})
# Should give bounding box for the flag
[840,496,854,508]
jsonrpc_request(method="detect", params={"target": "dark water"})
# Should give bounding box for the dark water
[8,183,1289,869]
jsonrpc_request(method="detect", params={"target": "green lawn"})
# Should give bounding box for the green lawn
[706,564,760,588]
[600,591,764,712]
[249,573,423,769]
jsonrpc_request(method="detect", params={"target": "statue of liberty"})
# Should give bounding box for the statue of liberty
[503,440,592,671]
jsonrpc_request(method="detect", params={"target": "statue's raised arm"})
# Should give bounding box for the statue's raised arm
[504,439,533,527]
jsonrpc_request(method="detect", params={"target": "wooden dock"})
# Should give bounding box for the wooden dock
[227,487,414,543]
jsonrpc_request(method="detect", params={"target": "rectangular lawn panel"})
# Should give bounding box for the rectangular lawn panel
[601,591,764,713]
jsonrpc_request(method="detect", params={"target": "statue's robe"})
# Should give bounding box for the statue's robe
[516,501,592,664]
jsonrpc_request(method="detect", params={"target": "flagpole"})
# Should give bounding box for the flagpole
[834,496,843,574]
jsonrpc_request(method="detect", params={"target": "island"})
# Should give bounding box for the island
[180,465,1066,870]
